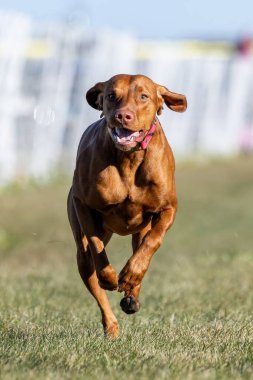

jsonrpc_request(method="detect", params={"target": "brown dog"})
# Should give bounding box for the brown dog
[67,74,187,337]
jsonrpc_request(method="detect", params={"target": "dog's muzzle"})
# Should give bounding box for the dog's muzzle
[111,127,145,146]
[109,118,157,151]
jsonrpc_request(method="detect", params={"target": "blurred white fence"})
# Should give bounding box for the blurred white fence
[0,11,253,185]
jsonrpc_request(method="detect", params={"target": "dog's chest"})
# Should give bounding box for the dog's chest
[89,163,164,212]
[83,160,169,235]
[101,198,150,235]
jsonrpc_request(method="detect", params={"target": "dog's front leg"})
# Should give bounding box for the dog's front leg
[73,197,118,291]
[118,207,176,293]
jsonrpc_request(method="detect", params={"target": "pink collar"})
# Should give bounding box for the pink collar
[139,118,157,150]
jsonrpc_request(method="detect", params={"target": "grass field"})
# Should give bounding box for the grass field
[0,156,253,380]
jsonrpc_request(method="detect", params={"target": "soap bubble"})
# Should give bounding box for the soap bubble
[65,2,91,31]
[67,10,90,30]
[34,104,55,125]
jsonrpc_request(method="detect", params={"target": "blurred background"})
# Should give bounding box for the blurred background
[0,0,253,185]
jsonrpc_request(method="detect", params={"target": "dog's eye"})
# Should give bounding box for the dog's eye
[140,94,149,101]
[107,93,116,101]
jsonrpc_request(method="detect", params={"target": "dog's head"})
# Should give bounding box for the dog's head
[86,74,187,151]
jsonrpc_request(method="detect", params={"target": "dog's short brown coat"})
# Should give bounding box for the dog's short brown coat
[67,74,187,337]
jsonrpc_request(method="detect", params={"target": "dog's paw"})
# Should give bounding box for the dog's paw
[103,321,119,338]
[98,264,118,291]
[120,295,140,314]
[118,259,146,293]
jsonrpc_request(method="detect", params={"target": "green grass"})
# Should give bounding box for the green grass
[0,156,253,379]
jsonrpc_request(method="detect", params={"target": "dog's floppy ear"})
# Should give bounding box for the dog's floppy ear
[157,85,187,114]
[86,82,105,110]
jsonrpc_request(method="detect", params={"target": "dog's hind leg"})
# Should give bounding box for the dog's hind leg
[72,196,118,292]
[67,190,119,337]
[77,245,119,337]
[120,223,151,314]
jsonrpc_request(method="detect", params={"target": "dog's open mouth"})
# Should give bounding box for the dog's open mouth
[111,127,145,146]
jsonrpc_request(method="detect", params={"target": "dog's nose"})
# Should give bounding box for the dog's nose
[115,110,134,124]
